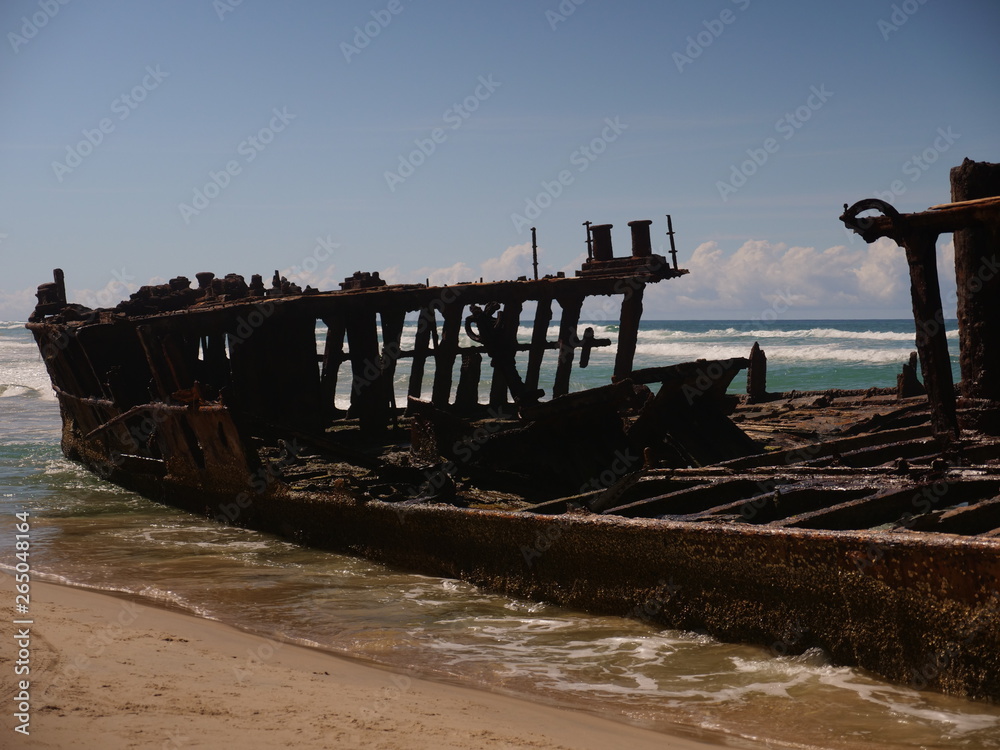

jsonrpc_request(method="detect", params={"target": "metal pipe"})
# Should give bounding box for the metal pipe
[531,226,539,280]
[666,214,678,270]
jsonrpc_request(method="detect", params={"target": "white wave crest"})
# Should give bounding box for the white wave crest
[635,341,916,364]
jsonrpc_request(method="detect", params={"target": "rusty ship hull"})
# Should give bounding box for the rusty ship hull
[25,204,1000,703]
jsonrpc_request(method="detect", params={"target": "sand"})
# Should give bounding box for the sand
[2,577,730,749]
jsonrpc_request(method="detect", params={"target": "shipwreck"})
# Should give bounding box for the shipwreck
[27,160,1000,703]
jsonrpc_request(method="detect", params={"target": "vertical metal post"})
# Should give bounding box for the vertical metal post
[666,215,678,270]
[531,226,539,281]
[583,221,593,260]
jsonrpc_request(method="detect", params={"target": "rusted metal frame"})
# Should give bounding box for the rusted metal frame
[268,312,324,433]
[489,300,523,408]
[201,326,230,391]
[38,326,104,399]
[455,351,483,409]
[747,341,767,402]
[51,385,116,410]
[75,323,135,402]
[79,400,224,440]
[845,202,999,239]
[401,338,590,359]
[841,201,959,441]
[136,324,183,399]
[431,302,464,406]
[225,317,271,423]
[717,424,933,471]
[524,298,553,397]
[951,161,1000,400]
[407,307,436,400]
[774,479,1000,530]
[906,495,1000,535]
[345,309,387,430]
[614,284,645,380]
[552,296,583,398]
[680,487,875,525]
[900,228,959,440]
[379,309,406,423]
[320,315,347,418]
[607,478,787,519]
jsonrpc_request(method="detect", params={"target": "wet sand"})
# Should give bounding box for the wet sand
[3,578,732,749]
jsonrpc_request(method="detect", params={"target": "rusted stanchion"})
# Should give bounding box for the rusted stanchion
[951,159,1000,400]
[346,311,388,432]
[488,300,523,407]
[531,227,539,281]
[840,198,958,441]
[553,296,583,397]
[613,285,644,380]
[407,307,435,401]
[455,351,482,408]
[432,302,464,406]
[897,351,925,398]
[524,298,552,397]
[747,341,767,403]
[666,214,678,270]
[320,316,347,419]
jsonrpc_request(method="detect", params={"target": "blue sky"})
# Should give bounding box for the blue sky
[1,0,997,320]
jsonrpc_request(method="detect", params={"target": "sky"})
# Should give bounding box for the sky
[1,0,998,321]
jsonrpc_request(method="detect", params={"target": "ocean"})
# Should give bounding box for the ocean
[3,318,999,750]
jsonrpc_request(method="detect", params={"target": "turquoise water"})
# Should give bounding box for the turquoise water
[4,319,998,750]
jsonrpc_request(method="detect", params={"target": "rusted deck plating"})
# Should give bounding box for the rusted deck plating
[25,200,1000,702]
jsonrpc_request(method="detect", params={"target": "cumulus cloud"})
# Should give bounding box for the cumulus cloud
[369,238,940,319]
[382,242,547,288]
[481,243,536,281]
[648,237,918,318]
[0,287,37,322]
[72,276,141,310]
[381,261,478,287]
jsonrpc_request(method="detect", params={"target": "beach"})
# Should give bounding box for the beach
[3,577,726,750]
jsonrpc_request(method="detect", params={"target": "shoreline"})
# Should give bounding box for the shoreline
[2,576,734,749]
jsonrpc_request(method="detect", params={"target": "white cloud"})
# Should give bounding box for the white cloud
[382,261,478,287]
[0,287,36,322]
[650,237,917,318]
[381,243,547,288]
[481,243,535,281]
[371,238,934,319]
